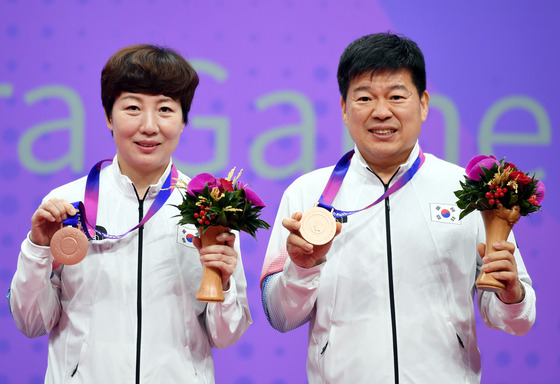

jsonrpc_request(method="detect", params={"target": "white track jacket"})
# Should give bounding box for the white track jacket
[261,144,535,383]
[9,158,251,383]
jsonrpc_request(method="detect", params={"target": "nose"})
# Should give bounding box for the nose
[370,99,392,120]
[139,112,158,135]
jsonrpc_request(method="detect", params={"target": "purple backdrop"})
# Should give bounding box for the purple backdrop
[1,1,559,383]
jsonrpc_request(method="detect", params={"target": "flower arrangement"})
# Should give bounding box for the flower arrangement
[455,154,545,292]
[454,155,545,220]
[174,168,270,238]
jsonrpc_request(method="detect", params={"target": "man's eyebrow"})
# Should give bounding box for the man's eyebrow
[389,84,411,93]
[351,84,411,93]
[351,85,372,93]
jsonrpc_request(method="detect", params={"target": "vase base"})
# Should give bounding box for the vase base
[196,293,225,303]
[476,283,504,293]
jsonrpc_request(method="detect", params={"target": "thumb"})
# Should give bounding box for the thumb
[477,243,486,258]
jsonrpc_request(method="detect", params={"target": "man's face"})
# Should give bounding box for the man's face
[341,69,429,176]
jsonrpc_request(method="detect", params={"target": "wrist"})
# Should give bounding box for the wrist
[496,281,525,304]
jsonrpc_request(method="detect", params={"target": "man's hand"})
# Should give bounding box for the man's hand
[282,212,342,269]
[478,241,525,304]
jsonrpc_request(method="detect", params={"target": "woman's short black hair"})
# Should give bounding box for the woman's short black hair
[101,44,199,124]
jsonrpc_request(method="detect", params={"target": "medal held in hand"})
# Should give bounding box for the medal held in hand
[50,204,90,265]
[50,225,89,265]
[300,206,337,246]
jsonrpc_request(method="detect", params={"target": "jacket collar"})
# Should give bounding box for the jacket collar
[109,156,174,199]
[352,142,421,184]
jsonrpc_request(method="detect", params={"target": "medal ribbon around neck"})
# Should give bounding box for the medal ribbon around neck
[317,148,426,218]
[74,159,178,240]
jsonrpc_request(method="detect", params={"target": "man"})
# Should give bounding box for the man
[260,33,535,383]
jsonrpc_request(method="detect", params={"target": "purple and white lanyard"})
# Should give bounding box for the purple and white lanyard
[64,159,178,240]
[316,148,426,218]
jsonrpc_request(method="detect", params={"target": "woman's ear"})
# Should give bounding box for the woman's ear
[105,114,113,131]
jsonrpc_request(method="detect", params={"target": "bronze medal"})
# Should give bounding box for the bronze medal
[50,226,89,265]
[300,206,337,245]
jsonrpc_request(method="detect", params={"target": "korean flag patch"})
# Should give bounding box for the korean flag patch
[177,224,198,248]
[430,203,461,225]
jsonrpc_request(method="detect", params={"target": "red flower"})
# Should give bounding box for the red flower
[503,162,517,170]
[218,178,234,192]
[510,171,532,187]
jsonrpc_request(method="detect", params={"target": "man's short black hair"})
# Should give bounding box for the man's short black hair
[337,33,426,100]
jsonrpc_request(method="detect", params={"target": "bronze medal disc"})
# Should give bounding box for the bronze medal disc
[50,226,89,265]
[300,207,337,245]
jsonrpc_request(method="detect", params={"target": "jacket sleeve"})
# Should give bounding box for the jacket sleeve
[260,190,324,333]
[8,235,62,338]
[476,231,536,336]
[202,236,252,349]
[262,261,323,333]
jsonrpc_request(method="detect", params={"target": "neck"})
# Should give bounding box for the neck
[117,162,168,197]
[367,164,400,185]
[360,147,416,184]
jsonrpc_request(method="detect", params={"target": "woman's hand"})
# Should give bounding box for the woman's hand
[30,198,78,247]
[193,230,238,290]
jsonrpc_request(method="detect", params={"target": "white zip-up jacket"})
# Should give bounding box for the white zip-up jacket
[9,158,252,383]
[261,144,535,383]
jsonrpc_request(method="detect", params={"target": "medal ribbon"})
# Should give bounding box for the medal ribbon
[317,148,425,218]
[76,159,178,240]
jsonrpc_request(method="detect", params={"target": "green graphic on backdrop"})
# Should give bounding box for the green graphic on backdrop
[480,95,550,179]
[11,82,551,181]
[175,59,230,175]
[18,85,85,174]
[251,90,316,179]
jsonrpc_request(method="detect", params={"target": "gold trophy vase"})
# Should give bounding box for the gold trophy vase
[477,204,521,292]
[196,225,228,303]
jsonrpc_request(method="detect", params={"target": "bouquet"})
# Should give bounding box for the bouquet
[454,154,545,291]
[174,167,270,237]
[174,168,270,302]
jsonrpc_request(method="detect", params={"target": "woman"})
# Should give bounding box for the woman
[9,44,251,383]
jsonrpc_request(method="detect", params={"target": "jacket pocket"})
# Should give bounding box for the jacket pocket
[67,340,88,383]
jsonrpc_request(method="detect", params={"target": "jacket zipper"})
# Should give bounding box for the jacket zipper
[370,169,400,384]
[384,193,399,384]
[134,187,148,384]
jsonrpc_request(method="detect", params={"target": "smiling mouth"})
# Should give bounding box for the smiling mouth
[369,129,396,135]
[137,142,159,148]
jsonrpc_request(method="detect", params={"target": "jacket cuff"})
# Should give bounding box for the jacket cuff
[284,258,323,284]
[22,233,52,264]
[490,282,534,318]
[221,277,238,305]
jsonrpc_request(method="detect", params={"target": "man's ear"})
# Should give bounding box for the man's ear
[420,91,429,122]
[341,96,348,126]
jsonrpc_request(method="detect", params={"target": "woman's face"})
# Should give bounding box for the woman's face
[107,92,184,183]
